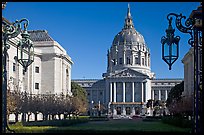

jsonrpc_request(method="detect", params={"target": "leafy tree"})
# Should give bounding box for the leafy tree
[29,94,42,121]
[7,79,23,122]
[166,81,184,106]
[71,82,88,116]
[166,81,184,115]
[146,99,154,108]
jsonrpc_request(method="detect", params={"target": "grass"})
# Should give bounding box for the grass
[8,119,192,133]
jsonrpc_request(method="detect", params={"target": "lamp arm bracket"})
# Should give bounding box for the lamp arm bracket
[2,18,29,40]
[167,13,194,47]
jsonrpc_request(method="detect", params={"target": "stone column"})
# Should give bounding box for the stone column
[122,105,126,115]
[152,90,154,100]
[123,82,126,102]
[132,106,135,115]
[165,90,168,100]
[113,107,117,115]
[110,82,112,102]
[158,90,161,100]
[132,82,134,102]
[113,82,116,102]
[141,82,144,102]
[123,50,126,65]
[132,53,135,65]
[144,82,146,102]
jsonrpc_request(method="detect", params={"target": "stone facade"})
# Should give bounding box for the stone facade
[72,4,183,117]
[6,30,73,95]
[182,47,194,98]
[4,27,73,122]
[73,78,182,116]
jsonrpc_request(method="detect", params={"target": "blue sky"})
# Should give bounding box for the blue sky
[3,2,200,79]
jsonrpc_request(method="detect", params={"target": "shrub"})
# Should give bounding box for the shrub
[161,115,193,128]
[89,116,109,121]
[143,116,162,122]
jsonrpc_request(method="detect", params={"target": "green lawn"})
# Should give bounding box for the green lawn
[9,119,192,133]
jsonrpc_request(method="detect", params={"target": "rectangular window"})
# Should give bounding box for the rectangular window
[13,63,16,71]
[126,57,130,65]
[35,83,39,89]
[148,57,150,66]
[142,58,144,65]
[35,66,39,73]
[113,59,116,65]
[135,57,139,64]
[145,58,147,66]
[23,69,25,75]
[119,58,122,64]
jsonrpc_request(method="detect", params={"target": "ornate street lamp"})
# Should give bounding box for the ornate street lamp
[16,19,34,72]
[161,17,180,70]
[161,3,202,134]
[2,4,34,133]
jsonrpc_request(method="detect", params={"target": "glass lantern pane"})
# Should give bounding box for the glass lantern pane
[171,43,178,58]
[164,43,169,57]
[164,43,171,64]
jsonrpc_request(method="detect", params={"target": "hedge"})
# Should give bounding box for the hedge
[22,118,89,126]
[161,116,193,128]
[89,116,109,121]
[143,116,162,122]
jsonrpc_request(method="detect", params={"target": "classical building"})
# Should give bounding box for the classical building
[73,78,182,116]
[3,17,73,121]
[182,45,202,100]
[5,28,73,96]
[182,47,194,98]
[72,4,183,117]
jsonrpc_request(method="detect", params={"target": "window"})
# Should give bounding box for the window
[126,57,130,65]
[13,63,16,71]
[23,69,25,75]
[35,66,39,73]
[119,58,122,64]
[142,58,144,65]
[145,58,147,66]
[100,92,103,95]
[135,57,139,64]
[148,57,150,66]
[116,107,121,115]
[35,83,39,89]
[113,59,116,65]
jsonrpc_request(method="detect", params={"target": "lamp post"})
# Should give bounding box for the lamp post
[161,3,202,134]
[2,4,34,133]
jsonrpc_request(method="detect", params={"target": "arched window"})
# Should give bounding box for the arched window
[126,57,130,65]
[142,58,144,65]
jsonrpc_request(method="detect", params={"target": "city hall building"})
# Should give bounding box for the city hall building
[73,5,183,117]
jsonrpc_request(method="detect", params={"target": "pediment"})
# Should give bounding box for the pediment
[110,68,148,78]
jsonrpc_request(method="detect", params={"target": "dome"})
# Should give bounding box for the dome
[112,4,145,46]
[112,28,145,45]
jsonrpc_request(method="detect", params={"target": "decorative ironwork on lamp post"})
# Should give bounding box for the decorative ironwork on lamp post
[161,3,202,134]
[2,3,34,133]
[161,17,180,70]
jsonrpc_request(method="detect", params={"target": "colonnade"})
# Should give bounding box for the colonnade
[109,81,146,103]
[151,89,168,100]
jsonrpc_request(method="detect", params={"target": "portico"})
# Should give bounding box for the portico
[109,81,147,103]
